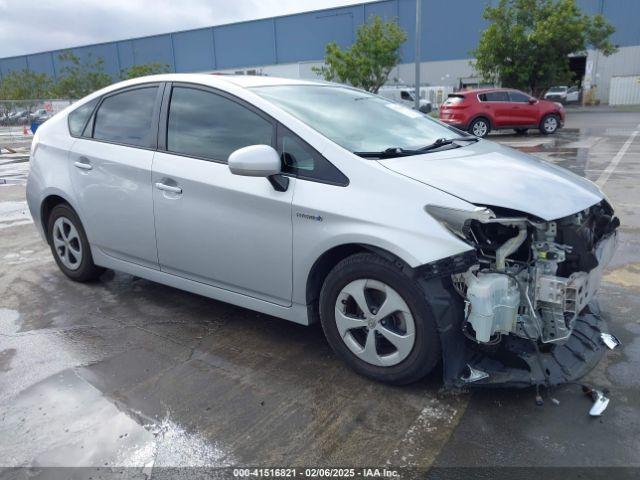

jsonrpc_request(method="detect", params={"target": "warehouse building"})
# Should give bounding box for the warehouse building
[0,0,638,103]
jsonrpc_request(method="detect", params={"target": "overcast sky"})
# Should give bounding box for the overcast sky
[0,0,366,58]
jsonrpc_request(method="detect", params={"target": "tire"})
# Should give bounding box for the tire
[540,114,559,135]
[514,128,528,135]
[47,203,104,282]
[319,252,441,385]
[468,117,490,138]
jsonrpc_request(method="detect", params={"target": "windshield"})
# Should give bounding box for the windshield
[251,85,459,153]
[548,86,567,92]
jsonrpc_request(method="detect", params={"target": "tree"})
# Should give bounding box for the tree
[472,0,617,95]
[120,62,171,80]
[52,51,112,99]
[313,16,406,93]
[0,69,53,100]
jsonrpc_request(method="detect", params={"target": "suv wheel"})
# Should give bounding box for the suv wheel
[540,114,559,135]
[319,253,441,385]
[469,118,490,138]
[47,204,104,282]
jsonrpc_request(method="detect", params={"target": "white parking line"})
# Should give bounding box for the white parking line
[596,123,640,187]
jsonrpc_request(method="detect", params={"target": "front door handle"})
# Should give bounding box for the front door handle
[155,182,182,194]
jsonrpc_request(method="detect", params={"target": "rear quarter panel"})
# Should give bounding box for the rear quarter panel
[26,114,78,239]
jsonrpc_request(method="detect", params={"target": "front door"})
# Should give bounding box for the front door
[151,84,294,306]
[69,85,162,269]
[508,91,538,126]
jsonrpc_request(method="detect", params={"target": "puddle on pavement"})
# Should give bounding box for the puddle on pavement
[0,307,21,335]
[0,200,32,228]
[0,368,234,468]
[607,323,640,388]
[0,156,30,185]
[603,263,640,291]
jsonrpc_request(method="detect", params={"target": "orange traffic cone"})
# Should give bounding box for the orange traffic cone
[23,125,29,135]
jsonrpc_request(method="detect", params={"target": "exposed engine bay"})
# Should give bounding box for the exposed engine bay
[451,202,619,346]
[424,200,620,392]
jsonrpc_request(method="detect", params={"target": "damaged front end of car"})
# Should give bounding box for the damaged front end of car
[422,201,620,389]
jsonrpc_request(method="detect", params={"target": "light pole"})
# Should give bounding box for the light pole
[414,0,422,111]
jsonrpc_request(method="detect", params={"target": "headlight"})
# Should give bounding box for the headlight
[425,205,495,238]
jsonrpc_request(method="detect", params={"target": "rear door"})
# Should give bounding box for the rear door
[481,91,511,126]
[69,84,162,269]
[151,83,295,306]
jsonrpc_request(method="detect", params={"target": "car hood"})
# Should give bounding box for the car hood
[379,140,603,221]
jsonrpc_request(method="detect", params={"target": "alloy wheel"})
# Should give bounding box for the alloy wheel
[52,217,83,270]
[334,279,415,366]
[472,121,488,137]
[544,116,558,133]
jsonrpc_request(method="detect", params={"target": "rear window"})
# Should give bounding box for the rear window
[68,98,98,137]
[443,94,465,105]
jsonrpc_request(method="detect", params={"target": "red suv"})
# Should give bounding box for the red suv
[439,88,565,137]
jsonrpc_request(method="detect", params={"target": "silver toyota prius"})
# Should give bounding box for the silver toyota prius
[26,74,620,388]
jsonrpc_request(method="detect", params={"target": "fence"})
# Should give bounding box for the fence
[0,99,74,128]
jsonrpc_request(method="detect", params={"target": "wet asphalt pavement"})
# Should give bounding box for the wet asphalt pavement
[1,111,639,477]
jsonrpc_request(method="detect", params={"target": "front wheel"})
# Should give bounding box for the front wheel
[468,118,490,138]
[319,253,441,385]
[540,114,559,135]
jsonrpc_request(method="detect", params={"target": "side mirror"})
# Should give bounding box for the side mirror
[528,98,537,104]
[228,144,289,192]
[228,145,281,177]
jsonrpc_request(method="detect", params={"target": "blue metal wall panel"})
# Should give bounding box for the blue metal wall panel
[576,0,601,15]
[421,0,489,61]
[117,41,135,72]
[397,0,416,62]
[172,28,216,72]
[214,19,275,69]
[364,0,398,22]
[0,0,636,79]
[26,52,55,76]
[51,43,121,79]
[0,56,28,77]
[275,7,357,63]
[602,0,640,47]
[131,35,175,69]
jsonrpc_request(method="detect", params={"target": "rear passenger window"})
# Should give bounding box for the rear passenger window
[93,87,158,147]
[68,98,98,137]
[167,87,273,161]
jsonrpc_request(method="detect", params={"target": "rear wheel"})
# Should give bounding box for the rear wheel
[540,114,559,135]
[47,204,104,282]
[319,253,441,385]
[469,117,490,138]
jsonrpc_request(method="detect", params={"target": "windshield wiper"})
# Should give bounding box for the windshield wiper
[354,136,479,159]
[417,136,479,152]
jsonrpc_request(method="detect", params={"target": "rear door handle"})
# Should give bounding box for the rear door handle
[155,182,182,194]
[74,158,92,170]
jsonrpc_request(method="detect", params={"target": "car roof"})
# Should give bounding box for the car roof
[456,87,523,95]
[113,73,328,91]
